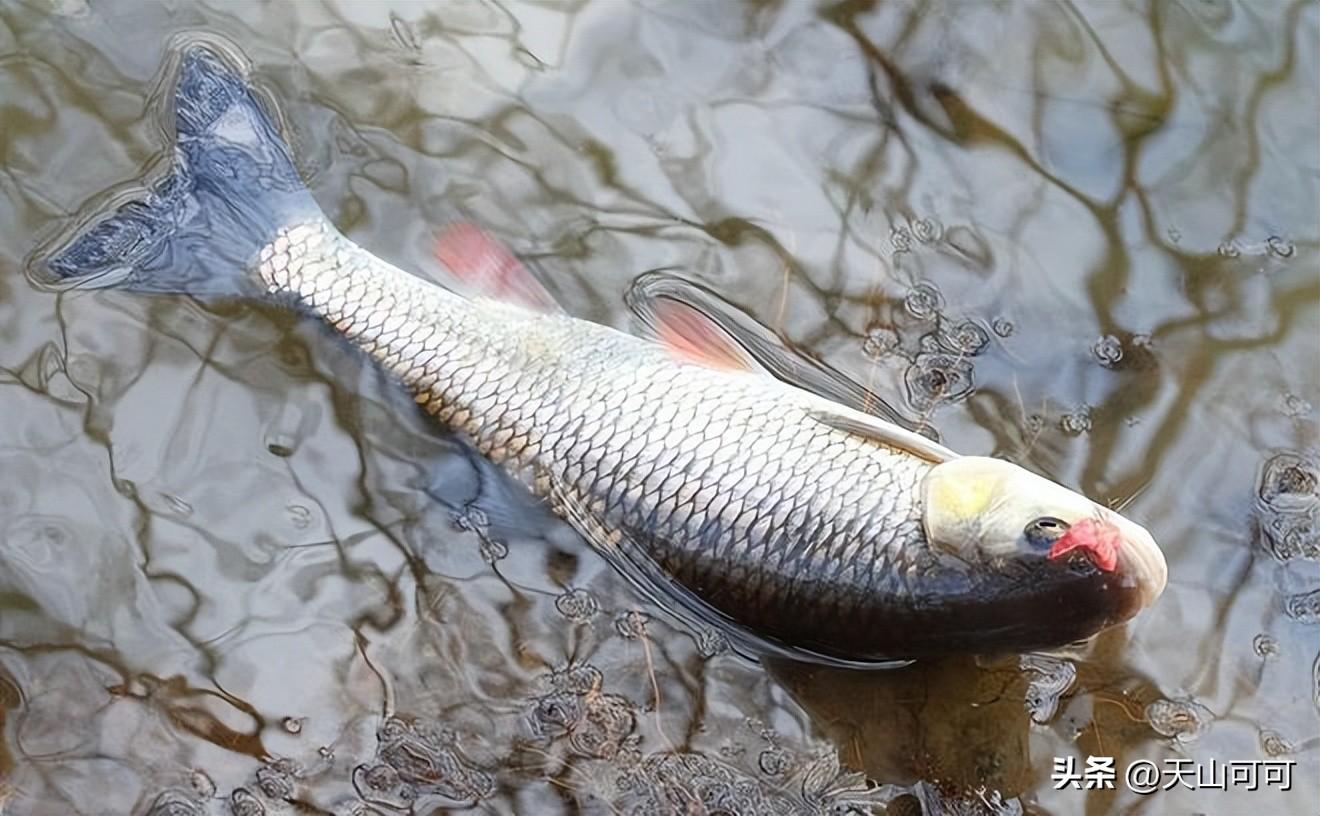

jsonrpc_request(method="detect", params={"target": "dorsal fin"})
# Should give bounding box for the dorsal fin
[806,405,957,464]
[434,222,559,312]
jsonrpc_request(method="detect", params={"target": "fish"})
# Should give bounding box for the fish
[33,44,1167,668]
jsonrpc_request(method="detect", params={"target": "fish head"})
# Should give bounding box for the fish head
[919,456,1167,648]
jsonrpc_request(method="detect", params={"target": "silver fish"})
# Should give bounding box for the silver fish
[36,45,1167,666]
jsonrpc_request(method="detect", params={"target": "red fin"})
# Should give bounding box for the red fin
[654,298,760,372]
[434,222,558,312]
[1048,518,1120,572]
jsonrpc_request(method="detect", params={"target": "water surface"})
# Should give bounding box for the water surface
[0,1,1317,814]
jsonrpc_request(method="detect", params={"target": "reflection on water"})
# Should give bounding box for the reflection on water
[1,0,1317,813]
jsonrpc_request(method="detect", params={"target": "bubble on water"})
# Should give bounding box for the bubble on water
[285,504,312,530]
[1091,335,1124,367]
[281,716,304,735]
[1145,698,1212,742]
[617,752,792,814]
[1060,406,1093,436]
[1020,654,1076,724]
[696,627,731,658]
[1284,588,1320,624]
[1312,652,1320,713]
[528,664,637,760]
[1166,227,1181,243]
[1266,235,1295,258]
[318,745,334,760]
[1256,453,1319,517]
[1282,393,1313,417]
[229,788,265,816]
[1253,633,1280,658]
[353,763,414,809]
[1026,413,1045,433]
[1124,415,1142,427]
[904,353,974,411]
[615,610,650,639]
[912,217,943,244]
[618,748,880,814]
[891,226,913,254]
[478,537,508,563]
[1217,239,1242,258]
[528,689,589,745]
[255,761,295,799]
[992,317,1016,337]
[1260,730,1294,756]
[451,505,490,535]
[569,697,637,761]
[757,746,791,776]
[938,320,990,355]
[189,770,215,798]
[353,716,493,808]
[862,326,900,360]
[144,791,203,816]
[904,282,943,321]
[451,505,508,563]
[1264,461,1319,503]
[1260,514,1320,561]
[554,588,599,623]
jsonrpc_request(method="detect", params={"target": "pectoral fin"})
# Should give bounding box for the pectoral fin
[627,271,935,436]
[650,296,766,372]
[806,406,957,464]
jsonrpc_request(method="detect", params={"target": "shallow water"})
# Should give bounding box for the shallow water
[1,1,1317,814]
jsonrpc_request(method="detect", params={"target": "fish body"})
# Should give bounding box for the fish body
[37,45,1167,665]
[257,220,936,658]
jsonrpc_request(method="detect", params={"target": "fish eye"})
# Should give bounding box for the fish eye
[1023,516,1070,550]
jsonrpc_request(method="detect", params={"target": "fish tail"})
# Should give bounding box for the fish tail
[33,44,321,295]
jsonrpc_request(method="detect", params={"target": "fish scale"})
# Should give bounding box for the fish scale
[254,219,933,639]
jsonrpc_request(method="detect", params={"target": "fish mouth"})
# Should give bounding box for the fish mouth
[1045,514,1172,610]
[1047,517,1121,572]
[1043,511,1167,612]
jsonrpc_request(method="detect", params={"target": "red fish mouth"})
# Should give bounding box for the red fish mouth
[1047,518,1121,572]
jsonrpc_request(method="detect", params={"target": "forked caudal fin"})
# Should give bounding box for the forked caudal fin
[33,45,320,295]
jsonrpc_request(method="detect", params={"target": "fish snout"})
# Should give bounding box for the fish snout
[1114,515,1168,609]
